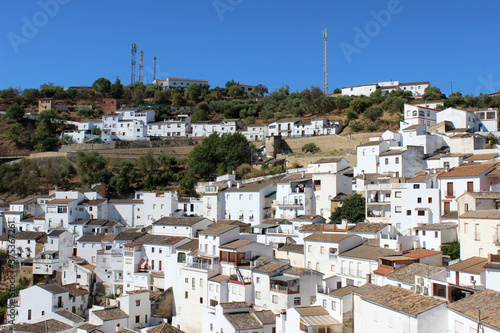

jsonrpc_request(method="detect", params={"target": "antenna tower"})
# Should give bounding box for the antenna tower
[323,27,328,94]
[139,50,144,83]
[153,53,157,82]
[131,43,137,84]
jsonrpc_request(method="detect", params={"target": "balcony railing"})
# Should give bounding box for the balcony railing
[445,190,456,198]
[186,262,213,270]
[270,285,300,294]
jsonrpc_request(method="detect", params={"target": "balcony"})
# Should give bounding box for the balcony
[186,262,213,270]
[270,276,300,294]
[493,234,500,246]
[270,284,300,294]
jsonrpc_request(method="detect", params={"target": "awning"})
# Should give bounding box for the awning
[300,315,342,326]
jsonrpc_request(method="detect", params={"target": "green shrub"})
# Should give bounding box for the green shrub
[302,143,319,153]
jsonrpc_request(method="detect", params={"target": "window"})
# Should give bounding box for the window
[331,301,336,311]
[395,191,402,198]
[395,206,402,213]
[418,210,425,216]
[256,291,261,299]
[200,297,203,304]
[135,316,140,323]
[185,291,188,298]
[151,247,155,253]
[256,277,260,284]
[323,300,327,308]
[428,197,432,203]
[320,246,324,254]
[464,223,468,234]
[28,309,32,320]
[308,245,312,252]
[395,157,399,164]
[200,279,203,287]
[417,197,422,203]
[465,204,469,212]
[435,231,438,238]
[136,300,141,306]
[192,278,196,290]
[475,224,480,241]
[467,181,474,192]
[294,297,301,306]
[210,323,213,331]
[385,158,388,165]
[413,184,420,189]
[185,278,188,283]
[272,295,278,303]
[331,264,335,271]
[407,210,412,216]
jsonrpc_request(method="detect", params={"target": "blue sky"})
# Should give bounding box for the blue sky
[1,0,499,96]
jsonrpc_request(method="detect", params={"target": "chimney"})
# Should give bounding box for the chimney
[115,323,121,332]
[341,219,348,229]
[237,182,241,189]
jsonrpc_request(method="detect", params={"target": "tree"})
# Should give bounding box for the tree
[225,80,238,88]
[153,90,170,104]
[40,82,58,98]
[184,84,201,104]
[302,143,319,153]
[333,88,341,94]
[110,78,124,99]
[6,103,25,121]
[442,241,460,260]
[22,88,40,102]
[186,133,251,180]
[444,92,466,108]
[484,133,499,145]
[330,194,365,223]
[349,97,372,114]
[171,91,184,107]
[92,78,112,97]
[254,84,268,97]
[4,123,24,146]
[77,152,112,186]
[133,86,144,104]
[363,106,383,121]
[422,86,445,101]
[228,85,244,98]
[191,102,210,122]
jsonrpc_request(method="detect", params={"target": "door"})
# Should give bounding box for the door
[467,181,473,192]
[447,182,454,197]
[444,202,450,214]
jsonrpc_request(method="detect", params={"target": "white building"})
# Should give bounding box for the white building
[437,163,499,214]
[191,119,242,138]
[365,181,441,233]
[413,223,457,251]
[401,104,440,129]
[153,77,208,89]
[147,115,191,138]
[447,289,500,333]
[353,284,447,333]
[223,181,276,226]
[303,233,363,276]
[241,124,268,142]
[152,216,212,238]
[267,119,300,138]
[202,302,276,333]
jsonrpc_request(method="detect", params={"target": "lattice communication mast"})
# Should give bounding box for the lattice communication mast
[131,43,137,84]
[139,50,144,83]
[323,27,328,94]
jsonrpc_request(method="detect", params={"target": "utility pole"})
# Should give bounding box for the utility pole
[323,27,328,94]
